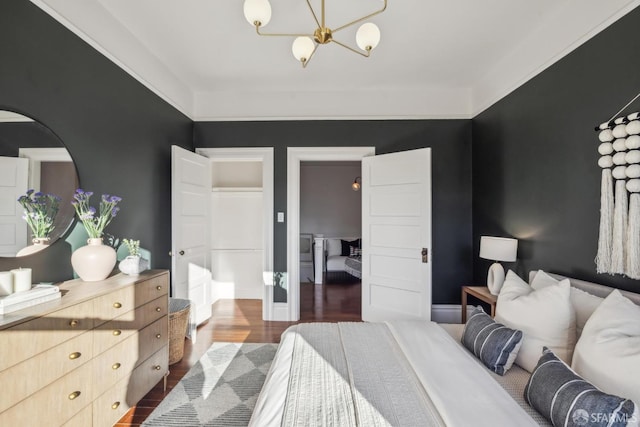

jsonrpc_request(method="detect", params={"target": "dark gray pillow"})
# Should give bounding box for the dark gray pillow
[524,347,638,427]
[461,307,523,375]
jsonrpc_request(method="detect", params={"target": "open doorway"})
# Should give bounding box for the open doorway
[300,161,362,320]
[286,147,375,321]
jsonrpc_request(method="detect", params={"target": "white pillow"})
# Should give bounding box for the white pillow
[570,287,603,337]
[326,239,341,257]
[572,290,640,406]
[529,269,562,290]
[530,270,602,337]
[495,270,576,372]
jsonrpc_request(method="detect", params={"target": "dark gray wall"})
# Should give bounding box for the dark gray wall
[472,7,640,292]
[0,0,193,282]
[195,120,473,304]
[300,162,362,238]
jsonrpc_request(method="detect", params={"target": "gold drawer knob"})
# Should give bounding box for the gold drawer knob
[156,334,161,339]
[68,391,81,400]
[68,352,81,360]
[112,362,121,370]
[69,320,79,327]
[112,329,121,336]
[156,285,162,291]
[111,401,120,410]
[113,302,122,309]
[154,365,161,371]
[156,307,161,312]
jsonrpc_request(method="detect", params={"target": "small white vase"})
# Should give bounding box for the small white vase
[118,255,149,275]
[71,238,117,282]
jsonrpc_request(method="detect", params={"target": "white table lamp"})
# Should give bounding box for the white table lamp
[479,236,518,295]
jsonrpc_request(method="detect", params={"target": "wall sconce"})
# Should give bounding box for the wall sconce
[479,236,518,295]
[352,176,361,191]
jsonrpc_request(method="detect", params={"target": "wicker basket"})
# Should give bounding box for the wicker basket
[168,298,191,365]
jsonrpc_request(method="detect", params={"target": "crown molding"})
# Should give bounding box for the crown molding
[193,87,472,121]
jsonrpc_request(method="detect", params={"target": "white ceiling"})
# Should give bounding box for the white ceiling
[31,0,640,120]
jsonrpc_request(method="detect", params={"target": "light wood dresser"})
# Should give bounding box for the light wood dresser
[0,270,169,427]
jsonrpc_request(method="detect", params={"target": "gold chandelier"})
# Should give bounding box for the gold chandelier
[243,0,387,68]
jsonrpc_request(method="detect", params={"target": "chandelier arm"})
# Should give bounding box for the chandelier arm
[301,43,319,68]
[255,25,314,38]
[305,0,321,29]
[321,0,326,28]
[332,0,387,33]
[330,39,370,58]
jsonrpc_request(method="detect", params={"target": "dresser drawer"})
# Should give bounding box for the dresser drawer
[0,299,94,371]
[92,314,169,399]
[0,358,94,426]
[93,295,168,355]
[93,345,168,427]
[93,332,140,398]
[62,404,92,427]
[0,331,93,413]
[138,315,168,365]
[93,285,137,326]
[92,377,132,427]
[134,274,169,307]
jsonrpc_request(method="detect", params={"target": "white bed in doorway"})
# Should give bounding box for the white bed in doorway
[250,272,640,426]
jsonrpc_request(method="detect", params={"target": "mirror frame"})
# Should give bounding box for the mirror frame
[0,106,80,259]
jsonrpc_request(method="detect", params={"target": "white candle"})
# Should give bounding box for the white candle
[0,272,13,296]
[11,268,32,293]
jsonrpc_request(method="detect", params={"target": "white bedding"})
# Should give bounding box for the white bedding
[250,321,539,427]
[326,255,347,271]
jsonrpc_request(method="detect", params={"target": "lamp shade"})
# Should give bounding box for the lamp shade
[243,0,272,26]
[292,37,315,62]
[479,236,517,262]
[356,23,381,51]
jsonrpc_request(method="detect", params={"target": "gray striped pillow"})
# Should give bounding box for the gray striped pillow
[461,307,523,375]
[524,347,638,427]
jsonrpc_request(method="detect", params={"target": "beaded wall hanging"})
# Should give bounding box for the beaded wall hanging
[596,92,640,278]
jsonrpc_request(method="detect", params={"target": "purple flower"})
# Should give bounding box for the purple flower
[75,189,84,195]
[109,196,122,203]
[111,207,120,217]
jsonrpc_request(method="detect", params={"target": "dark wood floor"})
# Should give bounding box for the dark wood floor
[116,280,361,426]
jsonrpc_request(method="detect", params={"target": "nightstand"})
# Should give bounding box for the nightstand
[461,286,497,323]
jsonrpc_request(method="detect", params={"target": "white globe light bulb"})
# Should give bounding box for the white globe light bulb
[243,0,272,27]
[356,22,381,51]
[292,37,315,62]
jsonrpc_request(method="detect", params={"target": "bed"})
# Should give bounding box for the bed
[250,272,640,426]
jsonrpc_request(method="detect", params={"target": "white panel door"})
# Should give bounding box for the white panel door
[171,146,212,341]
[0,157,28,257]
[362,148,432,322]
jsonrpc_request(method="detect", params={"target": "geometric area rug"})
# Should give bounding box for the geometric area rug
[142,342,279,427]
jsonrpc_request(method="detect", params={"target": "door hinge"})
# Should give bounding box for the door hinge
[422,248,429,263]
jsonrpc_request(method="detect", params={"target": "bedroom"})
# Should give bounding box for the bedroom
[1,0,640,425]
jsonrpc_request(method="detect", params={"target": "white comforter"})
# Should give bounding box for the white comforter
[249,320,538,427]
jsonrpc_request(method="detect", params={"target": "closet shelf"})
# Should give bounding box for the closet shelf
[211,187,263,192]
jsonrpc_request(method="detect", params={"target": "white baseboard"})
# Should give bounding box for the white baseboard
[431,304,476,324]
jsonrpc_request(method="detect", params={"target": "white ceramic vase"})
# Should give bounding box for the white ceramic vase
[118,255,149,275]
[71,238,117,281]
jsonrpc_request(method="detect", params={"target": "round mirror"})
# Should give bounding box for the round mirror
[0,109,79,257]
